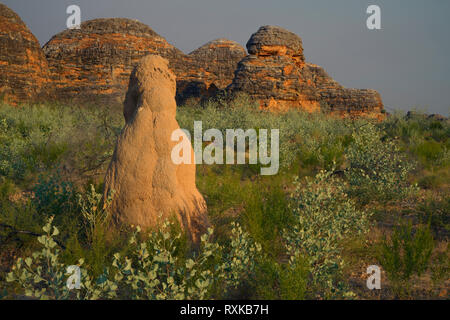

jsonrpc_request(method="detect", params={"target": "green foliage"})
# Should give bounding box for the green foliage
[1,100,447,300]
[32,174,75,217]
[414,140,445,166]
[0,116,27,179]
[6,217,117,300]
[111,223,220,300]
[112,221,261,300]
[378,222,434,295]
[382,112,450,170]
[76,184,113,240]
[0,102,122,184]
[416,197,450,236]
[0,288,7,299]
[345,123,418,202]
[177,94,357,170]
[430,245,449,287]
[5,217,261,300]
[242,186,293,258]
[284,169,371,298]
[223,222,262,290]
[254,256,309,300]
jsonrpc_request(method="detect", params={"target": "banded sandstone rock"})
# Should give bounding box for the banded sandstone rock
[43,18,245,105]
[305,63,384,118]
[229,25,384,118]
[176,39,246,104]
[0,4,50,104]
[43,18,185,104]
[103,55,209,242]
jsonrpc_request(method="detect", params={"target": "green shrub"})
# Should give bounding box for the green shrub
[5,217,261,300]
[0,103,122,184]
[111,223,220,299]
[345,123,418,203]
[242,187,293,258]
[32,174,76,217]
[177,95,357,171]
[382,113,450,170]
[0,288,7,299]
[413,140,446,168]
[0,117,27,179]
[284,169,371,298]
[378,222,434,296]
[76,184,113,241]
[417,174,443,189]
[6,217,117,300]
[223,222,262,291]
[416,197,450,237]
[430,245,449,288]
[253,256,309,300]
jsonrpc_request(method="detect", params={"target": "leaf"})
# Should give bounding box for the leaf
[52,227,60,236]
[25,257,32,267]
[5,272,15,283]
[186,259,195,269]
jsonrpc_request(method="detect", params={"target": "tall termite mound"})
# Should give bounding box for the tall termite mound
[103,55,208,242]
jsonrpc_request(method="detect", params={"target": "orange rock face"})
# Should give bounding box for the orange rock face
[176,39,246,104]
[43,19,246,105]
[229,25,385,118]
[1,8,384,119]
[43,18,185,104]
[0,4,50,104]
[305,63,385,119]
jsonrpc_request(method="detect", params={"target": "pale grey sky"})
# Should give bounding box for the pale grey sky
[3,0,450,115]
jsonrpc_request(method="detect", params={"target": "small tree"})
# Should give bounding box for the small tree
[284,169,371,298]
[345,123,418,203]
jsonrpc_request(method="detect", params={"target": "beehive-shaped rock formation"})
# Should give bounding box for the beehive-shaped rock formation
[43,18,246,105]
[43,18,186,103]
[229,25,384,118]
[0,3,50,104]
[176,39,246,104]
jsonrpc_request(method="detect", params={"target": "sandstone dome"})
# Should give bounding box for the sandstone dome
[176,38,247,104]
[43,18,185,103]
[0,3,50,104]
[246,25,304,62]
[188,38,246,89]
[229,25,384,118]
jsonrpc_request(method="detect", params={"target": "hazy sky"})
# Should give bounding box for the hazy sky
[3,0,450,115]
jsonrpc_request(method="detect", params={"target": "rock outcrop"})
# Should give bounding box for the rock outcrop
[43,18,245,105]
[103,55,208,242]
[0,3,50,104]
[176,39,246,104]
[229,25,384,118]
[305,63,384,118]
[1,9,385,118]
[405,111,448,122]
[43,18,185,104]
